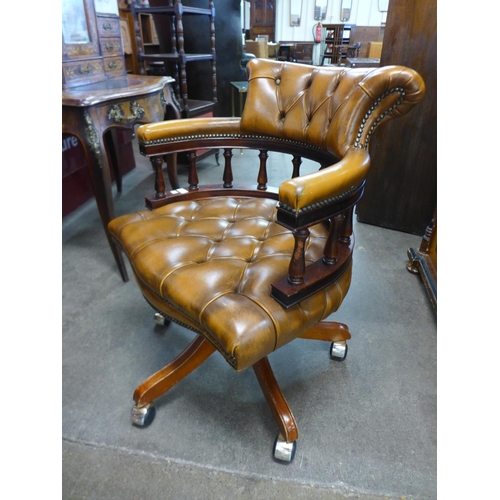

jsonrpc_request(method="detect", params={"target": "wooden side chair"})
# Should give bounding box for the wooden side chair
[109,59,425,462]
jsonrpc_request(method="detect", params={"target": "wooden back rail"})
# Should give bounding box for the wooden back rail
[143,144,355,308]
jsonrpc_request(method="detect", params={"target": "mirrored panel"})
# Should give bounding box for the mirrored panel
[94,0,119,15]
[290,0,302,27]
[314,0,328,21]
[341,0,353,22]
[62,0,90,44]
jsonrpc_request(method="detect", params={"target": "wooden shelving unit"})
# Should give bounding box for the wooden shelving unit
[321,24,357,66]
[131,0,217,118]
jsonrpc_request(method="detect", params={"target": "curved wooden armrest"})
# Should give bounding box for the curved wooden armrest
[278,148,370,225]
[137,117,241,148]
[138,117,242,140]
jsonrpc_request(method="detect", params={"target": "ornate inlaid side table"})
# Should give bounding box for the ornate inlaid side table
[62,74,180,282]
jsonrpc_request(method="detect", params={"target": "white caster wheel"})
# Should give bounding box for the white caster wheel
[330,341,348,361]
[273,434,297,463]
[131,402,156,428]
[154,312,170,327]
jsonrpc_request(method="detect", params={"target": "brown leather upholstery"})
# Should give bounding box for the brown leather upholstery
[110,197,351,371]
[108,59,425,461]
[241,60,423,159]
[138,60,424,212]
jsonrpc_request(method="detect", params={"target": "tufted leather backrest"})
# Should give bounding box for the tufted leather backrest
[241,59,425,159]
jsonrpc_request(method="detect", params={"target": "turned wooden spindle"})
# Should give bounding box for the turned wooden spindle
[223,148,233,188]
[169,10,180,99]
[209,0,217,104]
[288,228,310,285]
[133,16,146,75]
[257,150,269,190]
[169,0,177,55]
[187,151,199,191]
[340,207,354,243]
[163,153,179,190]
[151,156,167,199]
[323,215,344,264]
[291,155,302,178]
[175,2,189,112]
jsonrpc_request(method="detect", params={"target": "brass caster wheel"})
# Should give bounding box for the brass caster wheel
[273,434,297,463]
[131,402,156,428]
[154,312,171,327]
[330,341,348,361]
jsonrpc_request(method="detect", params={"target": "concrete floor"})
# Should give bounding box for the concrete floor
[62,143,437,499]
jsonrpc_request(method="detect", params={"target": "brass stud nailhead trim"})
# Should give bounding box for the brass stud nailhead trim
[142,133,326,153]
[279,185,359,215]
[354,88,406,150]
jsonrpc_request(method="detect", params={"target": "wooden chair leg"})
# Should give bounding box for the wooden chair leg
[253,357,299,444]
[133,335,216,408]
[299,321,351,342]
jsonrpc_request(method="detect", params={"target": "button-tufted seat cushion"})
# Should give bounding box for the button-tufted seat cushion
[109,196,352,371]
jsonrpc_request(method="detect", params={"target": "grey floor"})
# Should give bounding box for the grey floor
[62,141,437,500]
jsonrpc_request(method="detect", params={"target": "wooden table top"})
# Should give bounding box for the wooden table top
[62,74,175,107]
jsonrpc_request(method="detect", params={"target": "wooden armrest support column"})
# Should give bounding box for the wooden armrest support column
[271,236,353,308]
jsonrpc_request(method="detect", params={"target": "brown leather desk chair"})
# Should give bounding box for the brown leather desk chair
[109,59,425,462]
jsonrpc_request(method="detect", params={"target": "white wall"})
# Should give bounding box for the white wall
[275,0,388,64]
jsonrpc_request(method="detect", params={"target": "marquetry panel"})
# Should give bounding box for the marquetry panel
[100,37,123,56]
[62,58,105,86]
